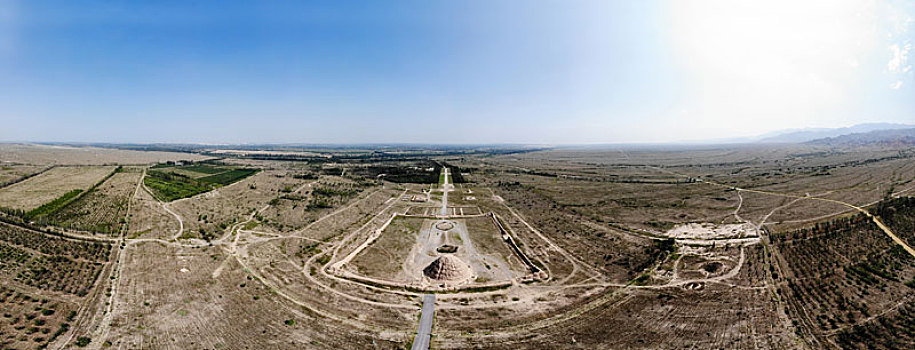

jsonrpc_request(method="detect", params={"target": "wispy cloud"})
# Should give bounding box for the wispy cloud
[887,42,911,73]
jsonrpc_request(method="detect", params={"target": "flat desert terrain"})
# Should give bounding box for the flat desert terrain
[1,144,913,350]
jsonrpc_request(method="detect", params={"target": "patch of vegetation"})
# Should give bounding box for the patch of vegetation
[349,162,441,183]
[198,168,259,186]
[775,205,915,341]
[144,164,258,201]
[292,173,319,180]
[0,285,78,349]
[306,182,364,210]
[441,162,469,183]
[144,171,212,202]
[315,254,331,266]
[873,196,915,247]
[25,190,83,219]
[75,336,91,347]
[1,222,109,262]
[180,165,228,175]
[40,172,140,235]
[835,302,915,349]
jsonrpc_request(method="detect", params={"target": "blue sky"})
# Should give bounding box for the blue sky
[0,0,912,144]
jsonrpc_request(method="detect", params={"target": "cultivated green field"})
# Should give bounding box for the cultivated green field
[144,163,258,201]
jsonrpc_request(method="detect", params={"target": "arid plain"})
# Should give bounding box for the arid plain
[0,143,914,349]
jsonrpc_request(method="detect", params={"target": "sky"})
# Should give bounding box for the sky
[0,0,913,144]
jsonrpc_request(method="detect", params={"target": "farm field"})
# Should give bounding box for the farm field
[0,165,45,187]
[0,285,81,350]
[0,223,110,295]
[0,221,112,350]
[0,166,115,211]
[144,163,259,202]
[772,214,915,348]
[45,169,144,235]
[0,144,210,165]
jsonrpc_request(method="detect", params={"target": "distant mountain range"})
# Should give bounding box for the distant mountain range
[806,127,915,146]
[757,123,915,143]
[679,122,915,145]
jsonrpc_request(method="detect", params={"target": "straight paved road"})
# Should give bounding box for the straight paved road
[440,168,450,216]
[411,294,435,350]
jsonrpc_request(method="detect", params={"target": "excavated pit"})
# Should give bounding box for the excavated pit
[436,245,459,253]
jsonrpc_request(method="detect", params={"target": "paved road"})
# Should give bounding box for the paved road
[440,168,450,216]
[411,294,435,350]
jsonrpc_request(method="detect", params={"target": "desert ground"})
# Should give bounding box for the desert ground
[0,143,913,349]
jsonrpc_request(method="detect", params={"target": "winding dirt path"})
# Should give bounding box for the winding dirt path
[653,167,915,258]
[139,179,184,239]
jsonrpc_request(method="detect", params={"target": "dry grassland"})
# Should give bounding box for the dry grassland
[350,216,423,279]
[0,144,210,165]
[47,170,143,235]
[0,144,912,349]
[170,170,308,240]
[0,166,115,210]
[126,187,180,240]
[103,242,397,349]
[0,165,45,187]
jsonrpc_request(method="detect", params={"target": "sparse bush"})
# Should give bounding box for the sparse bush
[75,336,91,347]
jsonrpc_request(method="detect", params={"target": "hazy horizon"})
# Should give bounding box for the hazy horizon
[1,1,913,144]
[5,120,914,147]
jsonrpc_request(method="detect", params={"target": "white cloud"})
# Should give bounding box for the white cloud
[891,80,903,89]
[888,42,911,72]
[888,6,913,34]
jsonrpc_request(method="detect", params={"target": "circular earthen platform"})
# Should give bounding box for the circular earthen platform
[434,221,455,231]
